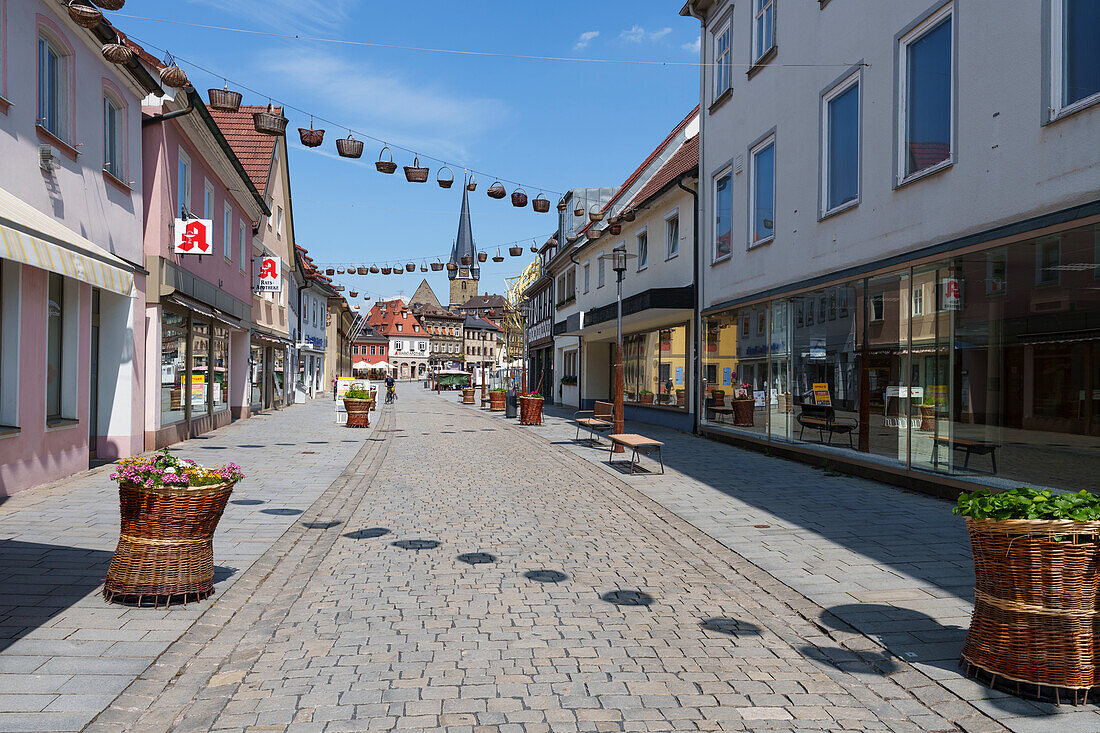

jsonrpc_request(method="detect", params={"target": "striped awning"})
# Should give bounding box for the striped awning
[0,186,137,297]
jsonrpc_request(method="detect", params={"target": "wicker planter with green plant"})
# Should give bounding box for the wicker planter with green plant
[489,388,507,411]
[639,390,655,405]
[104,449,244,605]
[519,392,544,425]
[918,396,937,431]
[730,383,754,426]
[954,488,1100,701]
[343,385,373,427]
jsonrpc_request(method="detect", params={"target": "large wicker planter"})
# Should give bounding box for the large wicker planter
[343,397,372,427]
[462,387,476,405]
[731,399,755,426]
[962,518,1100,699]
[919,404,936,431]
[489,392,506,411]
[639,393,655,405]
[519,396,544,426]
[104,480,236,605]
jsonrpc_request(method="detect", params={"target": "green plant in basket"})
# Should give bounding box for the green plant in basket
[953,487,1100,521]
[344,386,371,399]
[489,388,507,394]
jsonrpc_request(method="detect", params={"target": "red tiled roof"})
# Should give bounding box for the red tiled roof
[209,106,279,198]
[621,134,699,213]
[366,300,423,337]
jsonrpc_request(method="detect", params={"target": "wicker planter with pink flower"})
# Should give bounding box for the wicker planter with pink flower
[104,449,244,605]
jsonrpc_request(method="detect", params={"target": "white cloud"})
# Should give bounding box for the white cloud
[184,0,355,33]
[682,38,701,54]
[620,25,673,43]
[573,31,599,51]
[263,49,507,161]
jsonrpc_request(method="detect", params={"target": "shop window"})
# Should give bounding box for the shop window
[1052,0,1100,117]
[750,136,775,245]
[714,169,733,261]
[191,320,211,418]
[162,310,188,425]
[622,324,689,410]
[213,326,229,413]
[822,72,860,214]
[0,261,17,427]
[46,273,79,422]
[898,4,953,181]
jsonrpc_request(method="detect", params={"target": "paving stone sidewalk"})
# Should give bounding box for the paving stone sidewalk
[0,398,373,732]
[478,396,1093,733]
[120,386,1005,732]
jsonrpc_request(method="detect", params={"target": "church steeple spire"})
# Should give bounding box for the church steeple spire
[447,184,480,309]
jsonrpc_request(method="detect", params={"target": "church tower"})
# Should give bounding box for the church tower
[448,186,479,309]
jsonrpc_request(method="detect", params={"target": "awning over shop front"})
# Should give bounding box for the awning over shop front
[0,186,137,297]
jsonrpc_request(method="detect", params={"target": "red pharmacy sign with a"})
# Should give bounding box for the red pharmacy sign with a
[173,218,213,255]
[255,256,281,292]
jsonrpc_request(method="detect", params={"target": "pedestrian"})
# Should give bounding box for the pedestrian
[332,375,338,401]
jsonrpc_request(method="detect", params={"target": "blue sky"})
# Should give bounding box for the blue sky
[115,1,700,303]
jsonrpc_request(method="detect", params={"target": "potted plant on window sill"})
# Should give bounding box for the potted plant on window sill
[730,383,755,426]
[954,488,1100,702]
[104,449,244,606]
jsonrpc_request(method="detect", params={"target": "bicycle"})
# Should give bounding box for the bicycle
[385,385,396,404]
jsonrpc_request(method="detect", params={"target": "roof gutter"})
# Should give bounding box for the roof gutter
[142,97,194,126]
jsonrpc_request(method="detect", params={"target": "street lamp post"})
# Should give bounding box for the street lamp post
[601,243,635,453]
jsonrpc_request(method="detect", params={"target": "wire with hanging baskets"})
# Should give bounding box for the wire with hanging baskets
[404,157,429,183]
[159,52,189,89]
[299,118,324,148]
[101,35,133,65]
[208,83,242,112]
[93,0,126,11]
[375,146,397,173]
[492,249,504,262]
[336,134,363,158]
[68,1,103,28]
[532,193,551,213]
[253,103,288,136]
[436,167,454,189]
[487,181,507,200]
[511,188,528,208]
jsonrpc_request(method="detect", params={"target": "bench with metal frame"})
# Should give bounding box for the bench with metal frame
[574,401,614,445]
[796,403,857,448]
[932,435,999,474]
[607,433,665,475]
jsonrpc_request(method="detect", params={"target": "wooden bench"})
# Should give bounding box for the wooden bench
[607,433,664,475]
[796,404,857,448]
[933,436,999,473]
[574,401,614,445]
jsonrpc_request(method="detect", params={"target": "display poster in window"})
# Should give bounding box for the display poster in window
[941,277,964,310]
[174,218,213,255]
[182,374,206,401]
[675,366,684,386]
[753,390,766,407]
[255,256,281,292]
[812,382,832,407]
[722,367,731,386]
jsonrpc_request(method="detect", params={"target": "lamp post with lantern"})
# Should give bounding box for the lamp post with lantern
[599,242,635,453]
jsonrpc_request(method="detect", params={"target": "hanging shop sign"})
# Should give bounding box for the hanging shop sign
[174,218,213,255]
[255,256,281,292]
[941,277,964,311]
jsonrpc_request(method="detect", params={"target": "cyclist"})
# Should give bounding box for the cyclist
[384,374,397,403]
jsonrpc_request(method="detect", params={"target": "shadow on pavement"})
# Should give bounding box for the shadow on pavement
[457,552,496,565]
[0,539,110,652]
[601,590,654,606]
[343,527,390,540]
[700,617,761,636]
[392,539,441,551]
[302,520,343,530]
[525,570,568,583]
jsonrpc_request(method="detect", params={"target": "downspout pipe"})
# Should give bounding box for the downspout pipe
[142,95,195,126]
[568,248,583,409]
[678,177,701,434]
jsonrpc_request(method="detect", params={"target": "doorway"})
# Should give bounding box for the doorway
[89,289,100,462]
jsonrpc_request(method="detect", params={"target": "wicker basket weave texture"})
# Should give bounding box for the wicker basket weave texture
[104,480,235,601]
[962,518,1100,691]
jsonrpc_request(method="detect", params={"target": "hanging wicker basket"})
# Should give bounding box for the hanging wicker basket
[325,268,335,275]
[609,213,622,226]
[574,203,585,217]
[588,204,604,223]
[352,266,364,275]
[406,263,416,272]
[369,265,380,274]
[437,167,454,189]
[566,234,579,244]
[68,1,103,28]
[336,135,363,158]
[334,285,345,291]
[253,105,288,136]
[461,255,472,266]
[420,265,428,272]
[380,267,392,275]
[477,252,488,263]
[511,188,528,208]
[531,245,539,253]
[532,194,551,213]
[404,157,429,183]
[336,268,345,275]
[622,210,636,222]
[92,0,125,8]
[587,227,603,240]
[487,182,506,199]
[609,223,622,235]
[160,64,189,89]
[557,197,568,213]
[547,236,559,247]
[299,122,325,148]
[447,262,458,272]
[509,246,523,256]
[466,175,477,191]
[375,146,396,173]
[430,260,444,271]
[492,250,504,262]
[208,87,242,112]
[349,291,359,298]
[102,41,133,65]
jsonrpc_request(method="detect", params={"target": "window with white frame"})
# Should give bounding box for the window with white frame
[1052,0,1100,117]
[637,229,648,270]
[37,32,70,141]
[822,73,860,214]
[103,94,123,179]
[912,284,924,316]
[870,293,885,322]
[177,150,192,216]
[666,211,679,258]
[203,181,214,220]
[899,4,953,181]
[750,136,775,245]
[597,256,606,288]
[1036,238,1061,286]
[238,221,247,270]
[714,169,732,260]
[752,0,776,64]
[713,20,732,99]
[583,262,590,293]
[223,204,233,261]
[276,206,284,236]
[567,268,576,299]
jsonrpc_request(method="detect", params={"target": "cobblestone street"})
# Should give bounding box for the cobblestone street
[0,386,1066,731]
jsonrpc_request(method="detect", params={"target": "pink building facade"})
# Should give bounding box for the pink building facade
[140,78,267,448]
[0,3,161,495]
